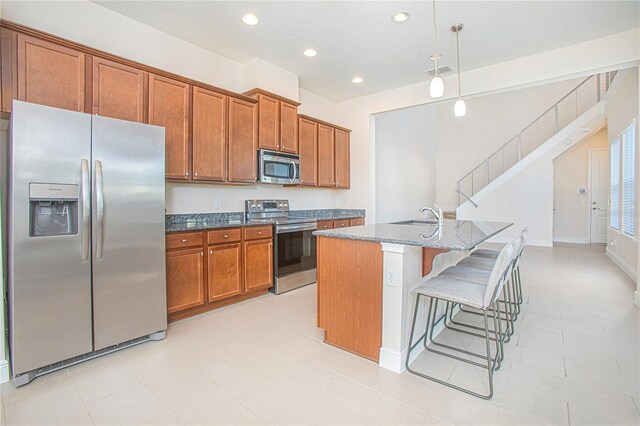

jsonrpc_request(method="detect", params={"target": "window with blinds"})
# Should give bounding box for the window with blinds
[621,122,636,237]
[610,137,620,230]
[610,120,637,237]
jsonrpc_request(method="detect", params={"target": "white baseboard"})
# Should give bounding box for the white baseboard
[553,236,588,244]
[378,305,451,374]
[606,247,638,283]
[0,359,9,384]
[635,291,640,309]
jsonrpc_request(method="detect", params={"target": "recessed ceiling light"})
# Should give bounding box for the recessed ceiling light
[242,14,259,26]
[304,49,317,57]
[352,77,364,84]
[392,12,410,23]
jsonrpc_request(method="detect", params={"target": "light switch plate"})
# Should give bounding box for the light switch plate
[385,267,398,287]
[214,199,221,209]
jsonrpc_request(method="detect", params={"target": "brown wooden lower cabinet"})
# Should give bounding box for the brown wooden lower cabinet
[317,219,334,230]
[166,247,205,314]
[333,219,350,229]
[208,242,242,302]
[350,218,365,226]
[166,227,273,321]
[244,238,273,292]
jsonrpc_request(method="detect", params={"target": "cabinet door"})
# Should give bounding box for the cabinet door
[280,102,298,154]
[228,97,258,183]
[335,129,350,189]
[149,74,190,180]
[17,34,85,112]
[257,94,279,151]
[208,243,242,302]
[1,28,17,113]
[193,87,226,181]
[298,117,318,187]
[166,248,205,314]
[244,239,273,292]
[92,57,145,122]
[317,124,335,187]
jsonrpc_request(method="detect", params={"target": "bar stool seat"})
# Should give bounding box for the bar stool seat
[415,278,487,309]
[471,248,500,258]
[439,265,491,285]
[457,256,495,271]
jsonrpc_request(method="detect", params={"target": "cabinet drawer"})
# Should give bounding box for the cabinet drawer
[350,218,365,227]
[333,219,350,229]
[244,226,272,240]
[317,220,334,230]
[208,228,242,245]
[166,232,203,250]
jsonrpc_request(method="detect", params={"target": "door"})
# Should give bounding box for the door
[166,248,205,314]
[317,124,335,187]
[208,243,243,302]
[276,229,317,277]
[192,87,227,181]
[257,94,279,151]
[335,129,350,189]
[8,101,92,375]
[149,74,190,180]
[92,57,145,122]
[228,97,258,183]
[280,102,298,154]
[298,117,318,186]
[17,34,85,112]
[590,149,609,243]
[244,239,273,292]
[91,115,167,350]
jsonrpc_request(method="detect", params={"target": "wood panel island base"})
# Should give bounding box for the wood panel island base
[315,219,512,373]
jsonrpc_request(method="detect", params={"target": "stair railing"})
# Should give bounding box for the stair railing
[456,71,617,207]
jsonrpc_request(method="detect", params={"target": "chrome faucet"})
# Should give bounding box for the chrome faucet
[420,204,443,226]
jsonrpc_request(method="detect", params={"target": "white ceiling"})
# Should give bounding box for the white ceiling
[93,1,639,102]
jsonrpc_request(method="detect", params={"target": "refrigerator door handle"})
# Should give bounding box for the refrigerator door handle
[81,159,90,260]
[95,160,104,259]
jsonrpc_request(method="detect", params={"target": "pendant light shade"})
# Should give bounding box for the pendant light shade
[454,98,467,117]
[430,76,445,98]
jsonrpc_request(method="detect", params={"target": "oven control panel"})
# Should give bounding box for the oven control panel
[245,199,290,219]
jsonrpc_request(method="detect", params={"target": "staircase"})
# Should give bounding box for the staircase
[456,71,617,208]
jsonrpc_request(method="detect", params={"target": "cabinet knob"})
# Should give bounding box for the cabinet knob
[209,250,213,255]
[181,239,188,243]
[200,252,203,257]
[186,172,189,176]
[257,231,262,235]
[194,172,198,177]
[223,235,229,238]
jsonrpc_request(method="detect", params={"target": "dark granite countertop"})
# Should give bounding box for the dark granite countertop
[313,219,512,250]
[166,209,366,233]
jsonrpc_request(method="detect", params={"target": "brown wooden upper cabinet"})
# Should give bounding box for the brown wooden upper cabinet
[245,89,300,154]
[317,123,336,187]
[16,33,85,112]
[192,87,227,182]
[298,116,318,187]
[148,74,190,180]
[334,129,350,189]
[228,97,258,183]
[92,57,145,122]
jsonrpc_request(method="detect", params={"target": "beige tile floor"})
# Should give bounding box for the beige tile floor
[1,243,639,425]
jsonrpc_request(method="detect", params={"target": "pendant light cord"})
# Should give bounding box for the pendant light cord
[432,0,439,75]
[455,29,461,97]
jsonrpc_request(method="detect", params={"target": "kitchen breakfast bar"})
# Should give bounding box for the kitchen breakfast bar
[314,219,512,374]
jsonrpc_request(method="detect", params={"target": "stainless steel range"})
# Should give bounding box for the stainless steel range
[246,200,317,294]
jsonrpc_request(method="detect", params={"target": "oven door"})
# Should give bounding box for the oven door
[273,222,317,293]
[259,150,300,185]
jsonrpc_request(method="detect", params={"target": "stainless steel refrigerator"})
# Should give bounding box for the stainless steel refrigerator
[7,101,167,386]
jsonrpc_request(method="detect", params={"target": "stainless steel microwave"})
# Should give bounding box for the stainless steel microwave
[258,150,300,185]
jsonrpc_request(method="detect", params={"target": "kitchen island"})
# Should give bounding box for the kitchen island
[314,219,511,373]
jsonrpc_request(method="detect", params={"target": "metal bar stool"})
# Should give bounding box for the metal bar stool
[406,243,514,399]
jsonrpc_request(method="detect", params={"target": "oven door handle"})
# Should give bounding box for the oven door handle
[276,223,317,233]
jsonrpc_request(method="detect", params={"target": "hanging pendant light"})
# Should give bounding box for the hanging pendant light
[429,0,444,98]
[451,23,466,117]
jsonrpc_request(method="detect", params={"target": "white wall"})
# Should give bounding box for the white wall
[605,68,639,282]
[435,78,583,210]
[374,104,437,223]
[334,29,640,224]
[242,58,300,102]
[553,127,608,243]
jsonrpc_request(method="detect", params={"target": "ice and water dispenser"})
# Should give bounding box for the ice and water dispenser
[29,183,79,237]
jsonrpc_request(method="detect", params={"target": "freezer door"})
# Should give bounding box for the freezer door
[91,115,167,350]
[8,101,93,375]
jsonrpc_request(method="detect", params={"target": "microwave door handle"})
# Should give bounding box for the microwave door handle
[289,161,296,183]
